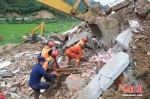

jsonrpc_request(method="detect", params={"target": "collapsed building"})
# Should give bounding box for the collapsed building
[0,0,150,99]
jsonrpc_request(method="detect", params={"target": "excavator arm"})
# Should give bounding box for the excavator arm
[31,21,44,37]
[37,0,119,47]
[37,0,101,24]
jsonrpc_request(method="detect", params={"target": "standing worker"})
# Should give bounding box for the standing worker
[29,56,60,99]
[43,50,60,82]
[65,44,86,66]
[76,37,88,46]
[41,42,54,60]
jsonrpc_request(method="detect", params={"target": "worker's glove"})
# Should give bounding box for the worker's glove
[55,73,61,77]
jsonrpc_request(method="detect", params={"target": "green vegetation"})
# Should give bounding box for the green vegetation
[0,21,80,45]
[0,0,69,18]
[0,0,105,18]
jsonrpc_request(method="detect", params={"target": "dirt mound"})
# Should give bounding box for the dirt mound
[6,12,20,17]
[31,10,55,19]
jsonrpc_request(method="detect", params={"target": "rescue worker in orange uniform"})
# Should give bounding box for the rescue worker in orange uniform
[43,50,60,82]
[65,44,85,66]
[41,42,54,60]
[76,37,89,47]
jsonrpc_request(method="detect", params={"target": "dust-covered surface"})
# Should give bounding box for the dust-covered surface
[1,0,150,99]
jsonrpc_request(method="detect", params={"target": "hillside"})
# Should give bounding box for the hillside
[0,0,105,17]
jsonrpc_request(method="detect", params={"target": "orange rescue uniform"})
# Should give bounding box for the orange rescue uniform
[43,56,56,73]
[65,45,84,63]
[41,46,51,60]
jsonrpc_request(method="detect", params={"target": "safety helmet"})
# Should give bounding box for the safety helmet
[52,50,59,57]
[83,38,88,42]
[48,42,54,47]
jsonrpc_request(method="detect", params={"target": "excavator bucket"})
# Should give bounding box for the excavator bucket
[89,17,120,48]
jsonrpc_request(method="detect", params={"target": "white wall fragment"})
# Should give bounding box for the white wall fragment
[78,52,129,99]
[128,20,139,28]
[0,61,11,69]
[116,29,132,50]
[99,52,129,80]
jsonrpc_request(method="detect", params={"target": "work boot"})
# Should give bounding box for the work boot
[75,60,80,66]
[45,84,53,98]
[34,90,41,99]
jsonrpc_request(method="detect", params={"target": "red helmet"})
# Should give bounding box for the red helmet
[48,42,54,47]
[83,38,88,42]
[52,50,59,57]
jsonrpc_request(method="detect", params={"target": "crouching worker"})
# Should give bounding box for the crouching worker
[65,44,86,66]
[43,50,60,82]
[29,56,59,99]
[76,37,88,47]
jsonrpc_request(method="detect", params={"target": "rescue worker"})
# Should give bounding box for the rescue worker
[43,50,60,82]
[41,42,54,60]
[65,44,86,66]
[26,30,29,36]
[29,56,60,99]
[76,37,88,47]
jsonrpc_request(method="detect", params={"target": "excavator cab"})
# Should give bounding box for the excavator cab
[22,22,44,42]
[37,0,119,47]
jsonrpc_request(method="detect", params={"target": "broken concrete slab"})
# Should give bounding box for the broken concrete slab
[115,29,132,50]
[66,31,90,47]
[0,61,11,69]
[78,74,103,99]
[63,26,78,35]
[54,41,62,48]
[14,51,29,58]
[99,52,129,80]
[86,40,96,49]
[78,52,129,99]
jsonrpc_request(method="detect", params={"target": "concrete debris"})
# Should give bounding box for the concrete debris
[116,28,132,50]
[66,31,90,47]
[0,61,11,69]
[78,52,129,99]
[65,74,87,91]
[1,1,150,98]
[128,20,140,28]
[135,0,150,17]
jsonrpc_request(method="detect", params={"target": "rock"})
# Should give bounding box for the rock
[115,91,121,98]
[65,74,87,91]
[135,0,150,17]
[102,89,115,98]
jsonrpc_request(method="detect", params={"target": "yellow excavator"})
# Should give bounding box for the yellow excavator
[22,22,44,42]
[37,0,120,47]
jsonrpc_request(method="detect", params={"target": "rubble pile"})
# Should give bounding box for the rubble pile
[0,20,108,99]
[0,0,150,99]
[130,24,150,72]
[108,6,139,31]
[0,43,42,99]
[129,22,150,99]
